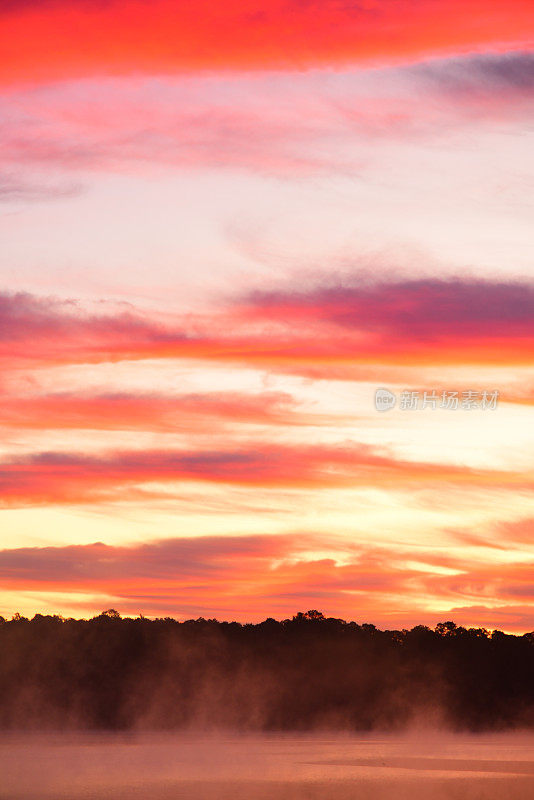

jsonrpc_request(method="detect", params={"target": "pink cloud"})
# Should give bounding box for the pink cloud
[2,53,532,184]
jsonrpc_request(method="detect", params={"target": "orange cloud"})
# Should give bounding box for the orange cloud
[422,558,534,621]
[0,535,421,622]
[2,0,532,85]
[0,391,301,431]
[2,534,534,630]
[500,386,534,406]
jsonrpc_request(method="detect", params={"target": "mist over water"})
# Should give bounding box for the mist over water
[2,733,534,800]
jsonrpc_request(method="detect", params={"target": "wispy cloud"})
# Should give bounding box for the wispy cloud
[2,53,532,185]
[0,442,530,507]
[0,172,81,202]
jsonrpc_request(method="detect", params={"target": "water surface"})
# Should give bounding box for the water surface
[2,732,534,799]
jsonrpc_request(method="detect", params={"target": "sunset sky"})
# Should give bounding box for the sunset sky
[1,0,533,631]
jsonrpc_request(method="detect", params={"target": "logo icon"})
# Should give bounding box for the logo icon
[375,388,396,412]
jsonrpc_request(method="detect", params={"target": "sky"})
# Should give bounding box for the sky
[0,0,533,631]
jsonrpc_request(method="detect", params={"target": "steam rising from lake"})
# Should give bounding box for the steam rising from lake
[2,733,534,799]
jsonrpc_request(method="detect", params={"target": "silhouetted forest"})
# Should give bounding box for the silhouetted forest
[1,609,534,731]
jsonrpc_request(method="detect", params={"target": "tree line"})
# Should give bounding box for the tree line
[1,609,533,731]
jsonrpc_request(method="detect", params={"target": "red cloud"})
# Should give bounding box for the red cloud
[2,0,532,85]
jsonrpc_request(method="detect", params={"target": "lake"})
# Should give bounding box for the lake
[2,732,534,799]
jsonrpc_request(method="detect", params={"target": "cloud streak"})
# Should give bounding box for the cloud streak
[1,277,533,377]
[0,442,530,507]
[0,390,302,431]
[2,53,532,183]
